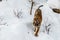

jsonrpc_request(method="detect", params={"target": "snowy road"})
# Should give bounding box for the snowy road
[0,0,60,40]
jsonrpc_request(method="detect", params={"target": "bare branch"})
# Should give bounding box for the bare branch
[52,8,60,13]
[13,9,23,18]
[45,24,51,34]
[49,7,60,13]
[30,0,34,15]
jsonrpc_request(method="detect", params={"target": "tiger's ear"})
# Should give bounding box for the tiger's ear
[52,8,60,13]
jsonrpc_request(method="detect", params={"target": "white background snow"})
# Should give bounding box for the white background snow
[0,0,60,40]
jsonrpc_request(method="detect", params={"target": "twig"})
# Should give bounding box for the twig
[49,7,60,13]
[13,9,23,18]
[45,24,51,34]
[30,0,34,15]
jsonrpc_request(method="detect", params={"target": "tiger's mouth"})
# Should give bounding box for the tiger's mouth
[33,23,40,26]
[33,21,40,26]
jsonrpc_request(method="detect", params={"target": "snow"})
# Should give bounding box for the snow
[0,0,60,40]
[47,0,60,8]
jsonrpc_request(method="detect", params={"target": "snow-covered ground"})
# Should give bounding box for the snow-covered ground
[0,0,60,40]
